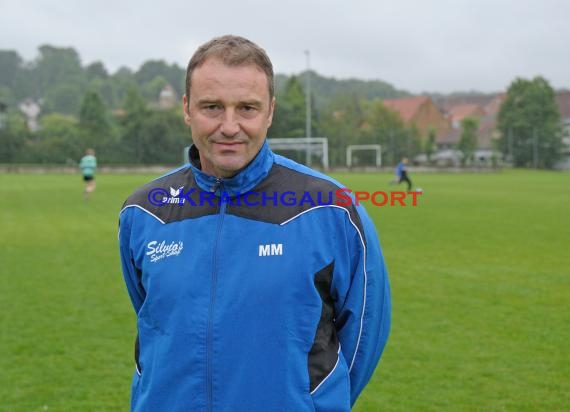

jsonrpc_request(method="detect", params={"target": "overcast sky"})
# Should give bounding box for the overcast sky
[2,0,569,94]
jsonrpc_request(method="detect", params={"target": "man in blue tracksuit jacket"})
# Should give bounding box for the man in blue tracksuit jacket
[118,35,390,412]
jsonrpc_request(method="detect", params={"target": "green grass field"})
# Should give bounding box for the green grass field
[1,170,569,411]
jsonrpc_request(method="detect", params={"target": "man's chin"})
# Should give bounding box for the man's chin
[213,159,248,178]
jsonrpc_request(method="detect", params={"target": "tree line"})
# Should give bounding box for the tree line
[0,46,565,168]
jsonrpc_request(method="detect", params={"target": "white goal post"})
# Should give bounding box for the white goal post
[346,144,382,168]
[268,137,329,170]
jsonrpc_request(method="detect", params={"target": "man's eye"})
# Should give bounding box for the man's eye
[205,104,221,111]
[240,105,258,114]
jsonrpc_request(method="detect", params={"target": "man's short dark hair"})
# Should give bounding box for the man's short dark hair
[185,35,274,104]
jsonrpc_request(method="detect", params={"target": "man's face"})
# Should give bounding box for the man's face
[183,58,275,178]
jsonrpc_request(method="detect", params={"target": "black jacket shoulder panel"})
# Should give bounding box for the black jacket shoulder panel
[121,167,218,223]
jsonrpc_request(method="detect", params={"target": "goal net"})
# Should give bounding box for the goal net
[346,144,382,168]
[268,137,329,170]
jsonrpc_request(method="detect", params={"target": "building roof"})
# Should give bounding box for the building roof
[382,96,430,122]
[448,104,484,123]
[483,93,507,116]
[435,94,497,113]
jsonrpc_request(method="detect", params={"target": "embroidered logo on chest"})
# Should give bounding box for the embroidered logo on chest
[146,240,184,263]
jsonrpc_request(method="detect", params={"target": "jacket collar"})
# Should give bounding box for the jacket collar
[188,140,274,196]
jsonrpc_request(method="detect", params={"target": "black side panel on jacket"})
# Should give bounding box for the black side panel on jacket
[135,335,141,373]
[308,261,339,392]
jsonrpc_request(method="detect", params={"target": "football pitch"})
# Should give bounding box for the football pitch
[0,170,568,411]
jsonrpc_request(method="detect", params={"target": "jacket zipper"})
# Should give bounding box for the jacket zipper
[207,179,225,412]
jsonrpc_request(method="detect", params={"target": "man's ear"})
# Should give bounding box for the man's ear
[182,94,191,125]
[267,97,276,128]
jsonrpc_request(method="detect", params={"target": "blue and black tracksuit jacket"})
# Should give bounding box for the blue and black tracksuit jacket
[118,141,391,412]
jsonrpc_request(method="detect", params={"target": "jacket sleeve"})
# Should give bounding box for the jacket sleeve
[336,205,391,406]
[118,208,146,313]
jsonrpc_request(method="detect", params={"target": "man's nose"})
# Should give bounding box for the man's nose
[220,110,240,137]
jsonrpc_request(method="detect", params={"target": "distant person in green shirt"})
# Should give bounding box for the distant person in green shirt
[79,148,97,200]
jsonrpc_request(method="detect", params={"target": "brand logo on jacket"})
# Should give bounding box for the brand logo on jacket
[258,243,283,256]
[162,186,185,204]
[147,240,184,262]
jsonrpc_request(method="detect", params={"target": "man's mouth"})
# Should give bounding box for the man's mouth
[212,140,246,148]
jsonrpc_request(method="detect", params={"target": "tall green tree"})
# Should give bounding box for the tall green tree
[458,117,479,166]
[142,75,168,101]
[34,46,84,89]
[0,110,29,162]
[0,51,23,91]
[497,76,562,168]
[135,60,185,94]
[85,61,109,80]
[33,46,87,112]
[43,84,82,115]
[24,113,79,164]
[138,109,188,164]
[78,90,111,151]
[425,127,436,164]
[269,76,306,138]
[13,63,35,103]
[358,99,412,166]
[119,87,150,163]
[110,67,138,109]
[319,94,365,167]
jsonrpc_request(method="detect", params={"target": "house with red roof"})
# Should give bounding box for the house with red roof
[448,104,486,129]
[442,94,506,150]
[382,96,452,142]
